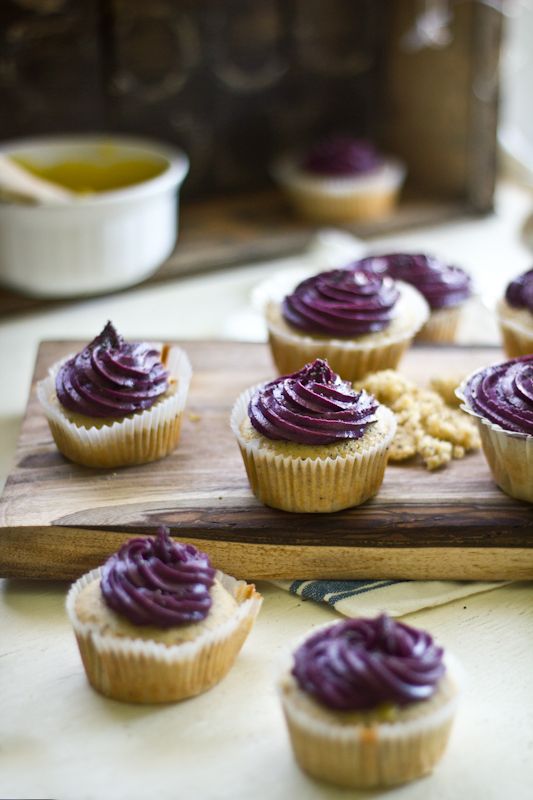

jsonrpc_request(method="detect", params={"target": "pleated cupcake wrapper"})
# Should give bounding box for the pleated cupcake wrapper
[457,374,533,503]
[37,345,192,468]
[415,305,463,344]
[231,386,396,513]
[282,188,401,225]
[498,316,533,359]
[266,282,429,382]
[66,567,263,704]
[278,650,461,789]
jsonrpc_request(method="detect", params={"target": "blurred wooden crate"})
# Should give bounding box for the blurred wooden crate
[0,0,502,313]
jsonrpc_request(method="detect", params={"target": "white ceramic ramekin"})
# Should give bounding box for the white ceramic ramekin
[0,135,189,298]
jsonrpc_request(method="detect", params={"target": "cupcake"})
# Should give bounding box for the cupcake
[266,267,429,381]
[273,136,405,224]
[496,267,533,357]
[231,359,396,513]
[279,614,460,788]
[37,321,192,468]
[457,354,533,502]
[355,253,473,343]
[66,526,262,703]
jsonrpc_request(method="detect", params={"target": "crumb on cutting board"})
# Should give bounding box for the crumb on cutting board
[429,374,467,407]
[355,370,480,470]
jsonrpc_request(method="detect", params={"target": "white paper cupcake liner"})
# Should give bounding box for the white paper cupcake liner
[266,281,429,381]
[66,566,262,703]
[457,372,533,503]
[496,301,533,358]
[278,645,461,789]
[416,304,463,343]
[37,344,192,468]
[231,384,396,513]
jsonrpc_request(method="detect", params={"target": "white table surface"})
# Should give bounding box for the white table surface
[1,182,533,800]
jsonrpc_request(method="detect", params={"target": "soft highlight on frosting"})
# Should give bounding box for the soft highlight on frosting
[248,359,378,445]
[292,614,445,711]
[301,136,384,177]
[505,268,533,314]
[282,269,400,338]
[463,355,533,435]
[354,253,472,310]
[56,321,169,418]
[100,526,216,627]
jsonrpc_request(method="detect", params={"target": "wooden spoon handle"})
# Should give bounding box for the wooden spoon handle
[0,154,74,204]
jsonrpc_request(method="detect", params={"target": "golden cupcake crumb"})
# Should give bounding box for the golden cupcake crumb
[355,370,480,470]
[429,374,467,407]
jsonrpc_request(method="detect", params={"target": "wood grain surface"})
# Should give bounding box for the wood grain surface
[0,341,532,581]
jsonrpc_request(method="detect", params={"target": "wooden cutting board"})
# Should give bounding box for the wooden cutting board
[1,341,532,581]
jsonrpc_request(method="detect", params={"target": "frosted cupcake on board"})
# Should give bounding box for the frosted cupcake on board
[67,526,262,703]
[272,136,406,224]
[496,267,533,357]
[457,354,533,502]
[266,267,429,381]
[37,321,191,468]
[231,358,396,513]
[355,253,473,343]
[279,614,460,788]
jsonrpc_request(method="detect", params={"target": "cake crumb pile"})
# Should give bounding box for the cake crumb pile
[429,374,466,407]
[354,370,480,470]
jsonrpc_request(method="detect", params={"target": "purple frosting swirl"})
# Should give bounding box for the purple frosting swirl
[100,527,216,627]
[353,254,472,310]
[505,268,533,314]
[292,615,445,711]
[463,355,533,435]
[301,136,384,177]
[56,321,169,418]
[248,359,378,445]
[282,269,400,338]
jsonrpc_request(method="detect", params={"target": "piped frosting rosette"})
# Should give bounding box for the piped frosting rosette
[282,269,400,337]
[279,615,461,788]
[37,322,192,468]
[266,268,429,380]
[497,268,533,358]
[356,253,472,310]
[55,321,170,418]
[292,615,445,711]
[300,137,385,177]
[457,355,533,502]
[355,253,473,343]
[101,531,216,626]
[231,359,396,513]
[67,527,262,703]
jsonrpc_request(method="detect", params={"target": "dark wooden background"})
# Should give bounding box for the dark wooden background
[0,0,501,208]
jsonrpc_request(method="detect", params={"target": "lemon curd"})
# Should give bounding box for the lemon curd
[12,148,167,194]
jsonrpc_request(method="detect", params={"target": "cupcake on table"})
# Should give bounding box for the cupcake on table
[279,614,460,788]
[272,135,406,224]
[354,253,473,343]
[67,526,262,703]
[497,267,533,357]
[231,358,396,513]
[457,354,533,503]
[266,265,429,381]
[37,321,191,468]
